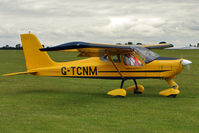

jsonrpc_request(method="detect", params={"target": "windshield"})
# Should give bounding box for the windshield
[133,47,160,63]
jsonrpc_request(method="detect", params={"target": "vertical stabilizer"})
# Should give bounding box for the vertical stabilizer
[21,33,55,70]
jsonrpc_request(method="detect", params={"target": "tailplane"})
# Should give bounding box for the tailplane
[3,71,36,76]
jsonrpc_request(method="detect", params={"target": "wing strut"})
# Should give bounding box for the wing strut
[107,54,124,79]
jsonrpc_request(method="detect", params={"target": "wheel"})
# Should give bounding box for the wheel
[107,88,126,97]
[127,85,144,94]
[114,95,125,98]
[134,85,144,94]
[167,94,177,98]
[134,89,143,94]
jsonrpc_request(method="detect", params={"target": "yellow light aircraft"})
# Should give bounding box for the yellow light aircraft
[3,33,192,98]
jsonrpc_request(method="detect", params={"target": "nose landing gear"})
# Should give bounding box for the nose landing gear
[159,79,180,98]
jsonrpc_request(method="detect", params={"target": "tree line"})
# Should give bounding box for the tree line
[0,44,45,50]
[0,44,23,50]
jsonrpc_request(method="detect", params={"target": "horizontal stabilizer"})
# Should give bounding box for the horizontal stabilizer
[142,43,174,49]
[3,71,37,76]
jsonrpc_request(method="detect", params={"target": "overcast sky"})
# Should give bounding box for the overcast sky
[0,0,199,47]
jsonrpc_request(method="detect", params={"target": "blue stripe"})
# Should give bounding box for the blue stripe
[59,76,162,79]
[155,57,179,60]
[98,70,169,73]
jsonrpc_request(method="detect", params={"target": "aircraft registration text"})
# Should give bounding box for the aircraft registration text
[61,66,97,76]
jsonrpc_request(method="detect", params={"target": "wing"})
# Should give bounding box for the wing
[40,42,132,57]
[40,42,173,57]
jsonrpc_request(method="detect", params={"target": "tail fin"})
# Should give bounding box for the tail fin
[21,33,55,70]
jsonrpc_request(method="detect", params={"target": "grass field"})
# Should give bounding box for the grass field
[0,50,199,133]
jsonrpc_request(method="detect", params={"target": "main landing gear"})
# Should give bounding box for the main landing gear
[107,78,144,97]
[159,79,180,98]
[107,78,180,98]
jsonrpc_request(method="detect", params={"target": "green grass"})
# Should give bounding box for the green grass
[0,50,199,133]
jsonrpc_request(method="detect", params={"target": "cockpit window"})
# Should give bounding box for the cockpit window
[133,47,160,63]
[124,54,143,66]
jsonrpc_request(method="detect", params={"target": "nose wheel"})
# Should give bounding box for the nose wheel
[159,79,180,98]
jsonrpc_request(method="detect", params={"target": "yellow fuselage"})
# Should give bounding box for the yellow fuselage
[32,55,183,80]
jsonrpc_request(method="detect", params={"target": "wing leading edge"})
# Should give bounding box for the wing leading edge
[40,42,130,51]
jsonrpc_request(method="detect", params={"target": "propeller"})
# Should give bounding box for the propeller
[181,59,192,71]
[180,55,192,71]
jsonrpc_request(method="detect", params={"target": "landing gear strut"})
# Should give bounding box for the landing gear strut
[133,79,142,94]
[120,78,126,88]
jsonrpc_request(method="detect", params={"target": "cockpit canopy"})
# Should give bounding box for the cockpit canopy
[131,46,160,63]
[100,46,160,64]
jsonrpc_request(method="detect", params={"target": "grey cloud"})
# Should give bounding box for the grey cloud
[0,0,199,47]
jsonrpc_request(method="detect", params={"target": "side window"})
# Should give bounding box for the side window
[100,55,108,62]
[112,54,121,63]
[100,55,121,63]
[124,54,143,66]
